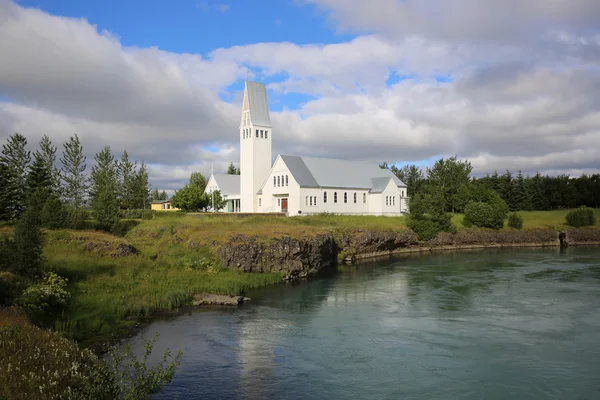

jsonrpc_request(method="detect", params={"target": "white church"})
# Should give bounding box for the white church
[205,81,408,216]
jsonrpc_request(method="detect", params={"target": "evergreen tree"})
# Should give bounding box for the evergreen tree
[39,135,61,193]
[151,188,160,201]
[25,152,53,199]
[117,150,137,209]
[226,162,240,175]
[189,172,207,192]
[512,170,532,211]
[499,170,515,210]
[159,190,168,200]
[0,133,31,221]
[11,198,46,278]
[61,134,88,209]
[90,146,119,229]
[528,172,548,210]
[0,163,9,220]
[133,161,151,209]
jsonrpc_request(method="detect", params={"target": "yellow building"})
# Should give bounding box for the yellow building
[150,200,180,211]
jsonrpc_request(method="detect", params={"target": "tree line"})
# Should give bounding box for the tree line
[0,133,151,230]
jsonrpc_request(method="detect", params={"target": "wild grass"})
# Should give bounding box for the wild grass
[451,209,600,230]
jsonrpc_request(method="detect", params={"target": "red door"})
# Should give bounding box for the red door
[281,198,288,212]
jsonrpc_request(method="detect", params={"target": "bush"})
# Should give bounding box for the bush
[463,201,506,230]
[17,272,70,314]
[119,209,155,219]
[565,207,596,227]
[141,211,154,220]
[508,213,524,230]
[0,308,182,400]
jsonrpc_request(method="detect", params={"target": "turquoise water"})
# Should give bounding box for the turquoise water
[129,248,600,399]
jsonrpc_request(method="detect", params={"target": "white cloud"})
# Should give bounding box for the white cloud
[0,0,599,192]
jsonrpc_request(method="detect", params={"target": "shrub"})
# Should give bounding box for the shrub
[463,201,506,230]
[508,213,524,230]
[17,272,70,314]
[141,211,154,220]
[0,309,182,400]
[11,206,46,278]
[119,209,155,219]
[565,207,596,227]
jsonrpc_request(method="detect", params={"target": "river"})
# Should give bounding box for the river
[128,247,600,399]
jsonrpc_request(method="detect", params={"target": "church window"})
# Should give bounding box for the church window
[314,196,317,206]
[310,197,313,206]
[260,130,264,138]
[265,130,268,139]
[274,176,276,187]
[256,129,259,138]
[306,196,309,206]
[363,193,366,203]
[393,196,396,206]
[277,176,280,187]
[278,198,281,206]
[401,190,404,197]
[344,192,347,203]
[324,192,327,203]
[259,198,262,207]
[334,192,338,203]
[353,193,357,203]
[285,175,288,186]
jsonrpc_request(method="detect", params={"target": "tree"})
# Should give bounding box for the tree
[25,151,53,199]
[159,190,168,200]
[133,161,151,209]
[0,133,31,220]
[207,189,227,211]
[61,134,88,209]
[189,172,207,192]
[407,188,454,241]
[38,135,61,193]
[117,150,138,210]
[170,184,208,212]
[426,156,472,212]
[512,170,532,211]
[226,162,240,175]
[11,199,46,278]
[89,146,120,229]
[151,188,160,201]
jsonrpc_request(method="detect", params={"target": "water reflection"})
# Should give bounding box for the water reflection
[128,247,600,400]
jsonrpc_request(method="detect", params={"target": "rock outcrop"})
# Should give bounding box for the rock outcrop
[191,293,251,306]
[217,233,337,279]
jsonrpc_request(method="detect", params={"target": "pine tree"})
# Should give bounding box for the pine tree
[0,163,9,220]
[0,133,31,220]
[151,188,160,201]
[25,152,53,199]
[39,135,61,193]
[117,150,137,209]
[61,134,88,209]
[512,170,532,211]
[226,162,240,175]
[529,172,548,210]
[499,170,516,210]
[12,199,46,278]
[90,146,119,229]
[159,190,168,200]
[133,161,151,209]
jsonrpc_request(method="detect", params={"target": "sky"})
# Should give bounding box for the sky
[1,0,599,191]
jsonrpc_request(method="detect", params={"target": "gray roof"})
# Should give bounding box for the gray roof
[212,174,240,196]
[280,155,406,191]
[246,81,271,127]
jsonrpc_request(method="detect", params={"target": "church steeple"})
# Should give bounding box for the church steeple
[239,81,272,212]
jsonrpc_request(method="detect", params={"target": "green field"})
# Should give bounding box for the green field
[451,208,600,230]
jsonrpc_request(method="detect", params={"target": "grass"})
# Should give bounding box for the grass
[451,208,600,231]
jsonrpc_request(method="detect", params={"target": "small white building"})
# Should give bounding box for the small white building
[205,173,241,212]
[205,80,408,216]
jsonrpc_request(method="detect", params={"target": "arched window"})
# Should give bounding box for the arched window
[310,197,313,206]
[260,130,264,138]
[344,192,347,203]
[285,175,288,186]
[334,192,338,203]
[256,129,259,138]
[353,193,357,203]
[273,176,276,187]
[306,196,309,206]
[265,130,268,139]
[314,196,317,206]
[386,196,389,206]
[393,196,396,206]
[324,192,327,203]
[363,193,366,203]
[277,176,280,187]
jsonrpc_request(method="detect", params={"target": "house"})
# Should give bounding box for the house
[150,199,180,211]
[204,80,408,216]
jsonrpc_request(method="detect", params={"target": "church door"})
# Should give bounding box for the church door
[281,198,288,212]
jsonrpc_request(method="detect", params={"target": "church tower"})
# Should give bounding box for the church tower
[240,81,272,213]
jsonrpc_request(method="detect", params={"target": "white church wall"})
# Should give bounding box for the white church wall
[258,156,300,214]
